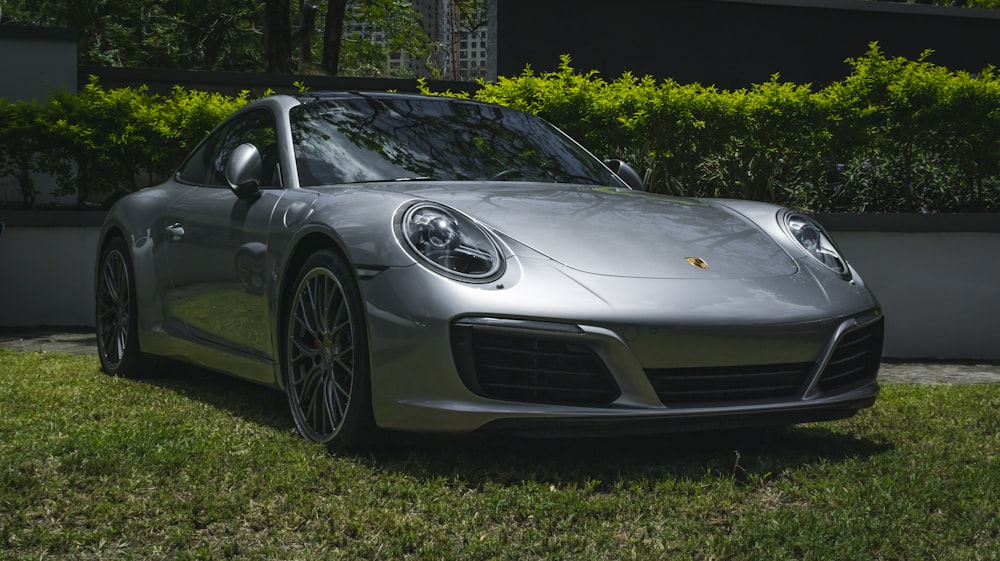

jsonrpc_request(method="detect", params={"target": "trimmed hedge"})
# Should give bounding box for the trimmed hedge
[427,44,1000,213]
[2,44,999,212]
[0,79,248,207]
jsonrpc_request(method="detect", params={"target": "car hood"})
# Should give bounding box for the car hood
[365,182,797,279]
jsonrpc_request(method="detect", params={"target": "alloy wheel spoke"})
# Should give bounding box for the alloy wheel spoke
[317,277,335,335]
[102,326,119,363]
[97,306,116,324]
[332,377,351,403]
[116,322,128,359]
[328,317,350,340]
[103,261,120,302]
[331,296,347,333]
[333,355,354,376]
[115,260,128,306]
[290,334,320,358]
[296,361,324,393]
[298,287,317,336]
[306,372,326,430]
[325,375,344,424]
[297,353,335,434]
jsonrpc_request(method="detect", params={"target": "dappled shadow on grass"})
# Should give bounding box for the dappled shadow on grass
[370,426,894,489]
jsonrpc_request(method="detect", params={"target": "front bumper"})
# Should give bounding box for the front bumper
[361,258,882,434]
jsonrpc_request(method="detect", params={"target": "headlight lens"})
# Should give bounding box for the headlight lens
[785,213,850,277]
[401,203,503,281]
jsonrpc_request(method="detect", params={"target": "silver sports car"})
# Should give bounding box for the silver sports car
[95,92,883,449]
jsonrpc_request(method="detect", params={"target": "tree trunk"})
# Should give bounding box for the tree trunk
[264,0,293,73]
[293,1,319,66]
[322,0,349,75]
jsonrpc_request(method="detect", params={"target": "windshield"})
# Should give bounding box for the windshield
[289,96,625,188]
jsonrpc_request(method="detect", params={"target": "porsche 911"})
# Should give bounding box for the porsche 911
[95,92,883,449]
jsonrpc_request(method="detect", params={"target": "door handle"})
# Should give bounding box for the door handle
[165,223,185,241]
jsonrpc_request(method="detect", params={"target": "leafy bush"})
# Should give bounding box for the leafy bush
[0,78,247,207]
[3,45,999,212]
[426,46,1000,212]
[0,100,44,206]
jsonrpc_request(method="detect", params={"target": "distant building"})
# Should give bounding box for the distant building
[350,0,489,80]
[387,0,450,77]
[454,26,489,81]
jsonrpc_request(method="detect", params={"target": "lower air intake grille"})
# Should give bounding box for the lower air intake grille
[817,318,884,393]
[451,327,620,406]
[646,362,812,406]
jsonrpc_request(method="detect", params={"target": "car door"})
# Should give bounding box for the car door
[162,108,284,360]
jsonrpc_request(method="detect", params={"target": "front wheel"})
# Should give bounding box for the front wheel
[95,237,145,377]
[283,249,375,450]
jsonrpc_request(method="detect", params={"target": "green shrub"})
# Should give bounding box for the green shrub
[814,48,1000,211]
[0,99,44,207]
[426,45,1000,212]
[0,78,247,207]
[3,45,999,212]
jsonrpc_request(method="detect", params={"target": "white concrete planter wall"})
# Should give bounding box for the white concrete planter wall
[817,214,1000,361]
[1,211,998,360]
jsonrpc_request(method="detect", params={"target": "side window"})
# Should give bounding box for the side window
[178,110,280,188]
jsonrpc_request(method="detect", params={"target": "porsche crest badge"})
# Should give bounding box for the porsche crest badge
[685,257,708,269]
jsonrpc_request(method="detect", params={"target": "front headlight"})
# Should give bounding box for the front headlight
[784,212,850,277]
[400,203,503,281]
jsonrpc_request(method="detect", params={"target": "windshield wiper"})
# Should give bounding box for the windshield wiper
[551,172,601,185]
[389,176,437,182]
[341,176,438,184]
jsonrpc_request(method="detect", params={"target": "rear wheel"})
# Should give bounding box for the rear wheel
[95,237,144,377]
[283,249,374,450]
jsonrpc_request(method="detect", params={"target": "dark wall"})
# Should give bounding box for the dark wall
[0,25,76,101]
[497,0,1000,87]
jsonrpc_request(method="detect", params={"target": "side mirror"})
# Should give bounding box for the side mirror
[225,143,263,202]
[605,159,645,191]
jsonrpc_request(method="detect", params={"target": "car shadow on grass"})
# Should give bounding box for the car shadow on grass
[371,426,893,489]
[138,357,296,433]
[136,358,893,486]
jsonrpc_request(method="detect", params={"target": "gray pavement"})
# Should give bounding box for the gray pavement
[877,361,1000,385]
[2,328,999,385]
[0,328,98,355]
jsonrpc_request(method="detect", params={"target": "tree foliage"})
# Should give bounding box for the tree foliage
[0,0,433,76]
[1,0,263,70]
[335,0,435,77]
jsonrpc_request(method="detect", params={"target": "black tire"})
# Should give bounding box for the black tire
[95,237,145,377]
[283,249,375,450]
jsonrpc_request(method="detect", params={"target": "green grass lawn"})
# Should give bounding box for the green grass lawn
[1,349,997,560]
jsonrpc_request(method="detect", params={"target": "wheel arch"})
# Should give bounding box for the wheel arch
[96,225,127,258]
